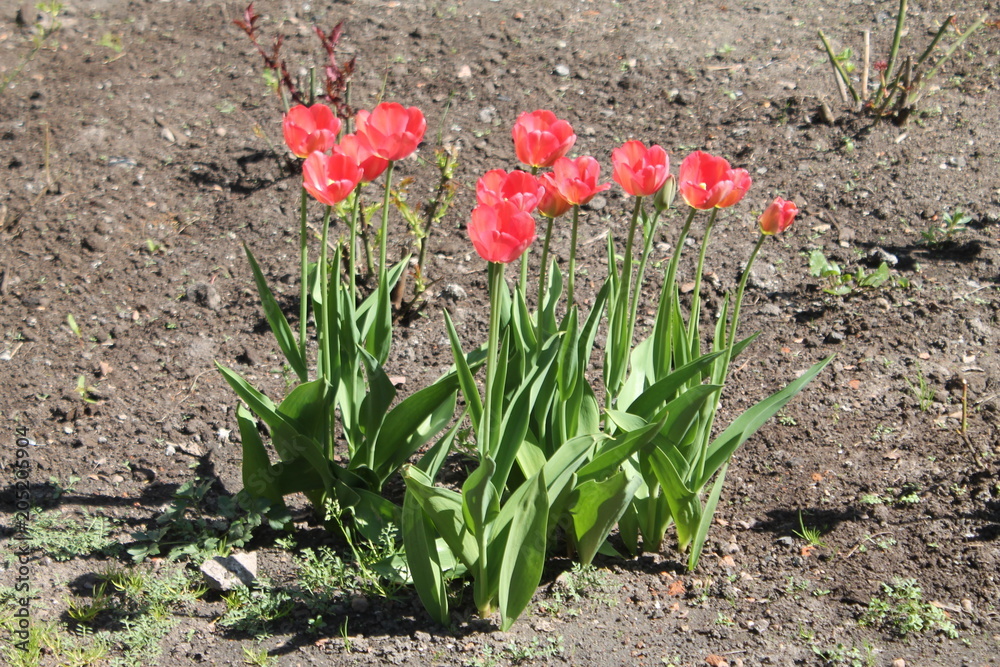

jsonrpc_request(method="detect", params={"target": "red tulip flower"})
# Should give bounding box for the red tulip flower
[548,156,611,206]
[283,104,341,159]
[537,172,572,218]
[758,197,799,235]
[355,102,427,161]
[476,169,542,212]
[302,151,363,206]
[468,201,537,264]
[612,140,670,197]
[511,110,577,168]
[677,150,752,210]
[335,133,389,183]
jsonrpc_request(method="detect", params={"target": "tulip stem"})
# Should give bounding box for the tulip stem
[661,208,698,312]
[728,233,767,351]
[298,186,310,362]
[695,232,767,482]
[628,208,662,339]
[621,196,643,334]
[567,205,581,306]
[482,261,505,459]
[520,247,529,288]
[538,215,555,310]
[686,208,719,346]
[378,160,395,279]
[348,183,363,303]
[651,207,697,382]
[318,205,334,384]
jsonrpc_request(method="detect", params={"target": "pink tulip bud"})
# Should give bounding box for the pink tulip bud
[758,197,799,235]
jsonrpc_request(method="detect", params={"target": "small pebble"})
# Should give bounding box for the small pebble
[553,64,570,77]
[584,195,607,212]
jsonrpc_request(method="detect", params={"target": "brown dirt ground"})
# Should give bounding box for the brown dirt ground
[2,0,999,665]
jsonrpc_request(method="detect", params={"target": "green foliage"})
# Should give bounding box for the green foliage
[0,615,109,667]
[808,249,892,295]
[793,511,828,548]
[920,208,972,247]
[127,478,285,562]
[220,245,462,544]
[809,640,878,667]
[218,580,295,638]
[904,365,934,411]
[58,566,207,667]
[471,636,565,666]
[25,509,119,561]
[860,578,958,638]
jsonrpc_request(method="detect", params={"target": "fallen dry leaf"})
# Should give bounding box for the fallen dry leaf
[667,579,686,596]
[705,655,729,667]
[811,472,824,482]
[800,545,816,557]
[848,379,861,390]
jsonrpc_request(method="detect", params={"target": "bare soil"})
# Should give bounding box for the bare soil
[2,1,999,665]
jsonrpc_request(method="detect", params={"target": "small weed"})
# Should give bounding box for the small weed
[339,616,352,652]
[920,208,972,247]
[809,640,878,667]
[128,478,286,562]
[96,32,124,54]
[242,642,278,667]
[48,474,81,500]
[67,313,83,338]
[25,509,119,561]
[219,579,295,638]
[860,578,958,638]
[786,576,812,593]
[474,636,564,666]
[793,511,827,548]
[808,249,892,295]
[870,423,898,442]
[904,365,934,411]
[858,534,897,553]
[319,499,406,599]
[777,413,798,426]
[75,375,100,403]
[542,563,614,616]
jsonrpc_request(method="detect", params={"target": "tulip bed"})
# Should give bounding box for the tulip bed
[4,1,999,664]
[220,100,833,629]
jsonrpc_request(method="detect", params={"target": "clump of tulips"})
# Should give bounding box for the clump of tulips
[222,99,832,630]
